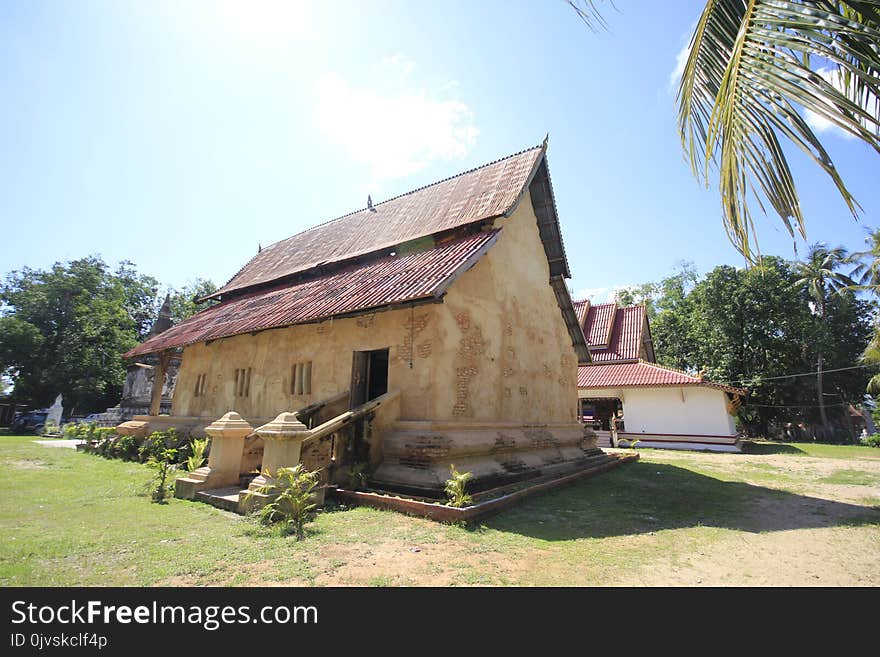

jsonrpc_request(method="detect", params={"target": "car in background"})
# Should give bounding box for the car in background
[9,411,48,434]
[64,413,104,427]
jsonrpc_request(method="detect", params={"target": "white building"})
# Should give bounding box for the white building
[575,301,747,452]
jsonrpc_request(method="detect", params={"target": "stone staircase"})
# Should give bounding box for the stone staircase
[593,430,613,448]
[195,487,242,512]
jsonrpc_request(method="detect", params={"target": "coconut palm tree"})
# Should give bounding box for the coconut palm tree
[568,1,880,261]
[849,227,880,296]
[862,330,880,395]
[793,243,857,435]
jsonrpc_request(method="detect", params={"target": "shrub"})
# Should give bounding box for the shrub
[95,435,114,457]
[186,438,210,472]
[93,427,116,441]
[138,432,166,463]
[864,433,880,448]
[247,464,321,540]
[63,423,84,440]
[147,448,178,503]
[138,429,188,463]
[116,434,140,461]
[444,464,473,508]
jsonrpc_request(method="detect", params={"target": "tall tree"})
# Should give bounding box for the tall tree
[792,244,858,434]
[850,227,880,297]
[167,279,218,324]
[114,260,161,340]
[850,228,880,396]
[623,256,873,438]
[569,1,880,260]
[0,257,158,414]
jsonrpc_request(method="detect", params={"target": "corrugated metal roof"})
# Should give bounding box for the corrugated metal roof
[125,229,500,358]
[590,305,645,363]
[577,361,746,395]
[210,145,544,299]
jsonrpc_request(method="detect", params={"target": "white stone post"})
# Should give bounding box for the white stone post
[239,412,310,510]
[174,411,253,500]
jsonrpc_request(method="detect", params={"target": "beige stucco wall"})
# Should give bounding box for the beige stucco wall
[172,187,579,426]
[426,196,578,424]
[172,304,435,421]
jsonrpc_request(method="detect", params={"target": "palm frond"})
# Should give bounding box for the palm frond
[679,0,880,261]
[565,0,614,31]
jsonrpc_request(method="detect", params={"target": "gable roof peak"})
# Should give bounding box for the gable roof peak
[206,141,548,301]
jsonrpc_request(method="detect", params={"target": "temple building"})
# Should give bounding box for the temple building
[574,301,747,452]
[91,295,180,426]
[123,141,617,500]
[119,295,179,418]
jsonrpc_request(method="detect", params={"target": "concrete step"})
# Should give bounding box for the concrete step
[195,487,243,512]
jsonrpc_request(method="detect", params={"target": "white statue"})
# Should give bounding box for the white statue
[46,394,63,429]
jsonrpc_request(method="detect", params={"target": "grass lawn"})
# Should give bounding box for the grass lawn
[1,435,878,586]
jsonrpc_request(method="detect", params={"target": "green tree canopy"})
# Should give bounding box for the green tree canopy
[168,278,218,324]
[624,256,874,438]
[0,256,162,414]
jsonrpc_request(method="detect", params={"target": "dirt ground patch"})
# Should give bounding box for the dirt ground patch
[608,447,880,586]
[4,458,48,470]
[159,534,539,587]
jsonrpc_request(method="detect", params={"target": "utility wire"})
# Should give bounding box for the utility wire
[722,363,878,385]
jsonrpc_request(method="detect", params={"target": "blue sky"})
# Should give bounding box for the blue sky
[2,0,878,302]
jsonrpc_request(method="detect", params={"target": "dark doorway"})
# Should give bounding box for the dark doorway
[367,349,389,401]
[350,348,390,409]
[349,348,390,466]
[580,397,623,431]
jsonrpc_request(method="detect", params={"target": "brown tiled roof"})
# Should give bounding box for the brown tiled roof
[573,299,590,328]
[581,302,616,347]
[125,229,500,358]
[577,361,746,395]
[573,301,650,363]
[209,145,545,299]
[590,305,646,363]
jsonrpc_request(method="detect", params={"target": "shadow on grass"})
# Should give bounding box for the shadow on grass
[479,461,879,541]
[741,441,808,456]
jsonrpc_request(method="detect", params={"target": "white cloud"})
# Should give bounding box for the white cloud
[313,71,479,181]
[382,53,416,78]
[574,287,609,302]
[669,40,690,94]
[576,285,645,304]
[668,24,698,94]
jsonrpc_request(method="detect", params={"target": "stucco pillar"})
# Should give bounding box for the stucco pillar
[149,351,171,416]
[239,412,311,511]
[174,411,253,500]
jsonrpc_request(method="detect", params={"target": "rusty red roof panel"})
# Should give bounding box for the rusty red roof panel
[125,229,500,358]
[577,361,746,395]
[590,305,645,363]
[583,302,616,346]
[211,145,544,298]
